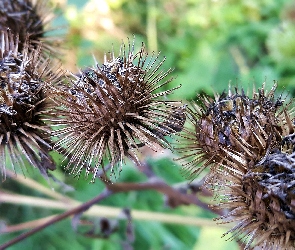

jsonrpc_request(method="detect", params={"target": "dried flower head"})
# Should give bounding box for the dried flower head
[176,83,294,180]
[0,0,59,55]
[214,149,295,249]
[0,30,62,180]
[50,40,185,182]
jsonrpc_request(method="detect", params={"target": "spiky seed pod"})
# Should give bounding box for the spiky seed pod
[0,0,59,55]
[214,150,295,250]
[281,131,295,154]
[176,83,295,180]
[50,41,185,182]
[0,30,62,180]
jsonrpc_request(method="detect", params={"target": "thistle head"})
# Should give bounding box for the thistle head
[176,83,295,180]
[50,40,185,182]
[0,0,60,56]
[0,30,62,180]
[215,149,295,249]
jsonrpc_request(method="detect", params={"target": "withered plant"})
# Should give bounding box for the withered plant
[1,1,295,250]
[176,83,295,181]
[214,149,295,249]
[0,0,60,55]
[0,30,63,180]
[49,41,186,182]
[175,82,295,249]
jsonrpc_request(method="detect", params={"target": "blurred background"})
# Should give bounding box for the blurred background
[58,0,295,98]
[1,0,295,249]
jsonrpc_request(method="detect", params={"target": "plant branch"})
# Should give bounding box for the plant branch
[0,191,221,228]
[0,189,112,250]
[0,161,221,249]
[0,215,56,234]
[106,179,219,214]
[5,169,73,202]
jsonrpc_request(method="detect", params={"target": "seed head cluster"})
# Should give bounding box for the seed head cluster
[0,0,185,182]
[214,149,295,249]
[0,0,58,55]
[0,30,61,179]
[2,1,295,249]
[177,83,295,249]
[50,42,185,182]
[177,84,294,180]
[0,0,62,180]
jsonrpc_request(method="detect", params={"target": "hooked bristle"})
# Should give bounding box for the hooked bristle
[214,150,295,249]
[49,40,185,182]
[0,30,63,180]
[0,0,62,56]
[176,83,295,181]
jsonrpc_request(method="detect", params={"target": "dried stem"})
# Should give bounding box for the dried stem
[106,179,218,214]
[0,189,113,250]
[0,215,57,234]
[0,175,221,249]
[1,159,220,249]
[0,192,220,232]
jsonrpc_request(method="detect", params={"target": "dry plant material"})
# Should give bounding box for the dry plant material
[0,30,62,180]
[0,0,60,55]
[50,40,185,182]
[177,83,295,249]
[215,150,295,249]
[177,83,295,180]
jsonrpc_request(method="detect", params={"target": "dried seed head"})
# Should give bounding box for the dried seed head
[215,150,295,249]
[0,30,62,180]
[0,0,60,55]
[50,40,185,182]
[176,83,295,180]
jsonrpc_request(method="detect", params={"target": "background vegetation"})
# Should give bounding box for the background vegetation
[1,0,295,249]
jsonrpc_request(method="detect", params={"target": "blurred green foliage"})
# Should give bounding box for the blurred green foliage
[63,0,295,99]
[2,0,295,249]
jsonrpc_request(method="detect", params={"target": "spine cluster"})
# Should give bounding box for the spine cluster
[1,1,295,249]
[0,1,185,182]
[178,84,295,249]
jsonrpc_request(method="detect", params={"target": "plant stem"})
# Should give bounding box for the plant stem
[0,189,112,250]
[0,215,56,233]
[0,191,221,228]
[5,169,73,202]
